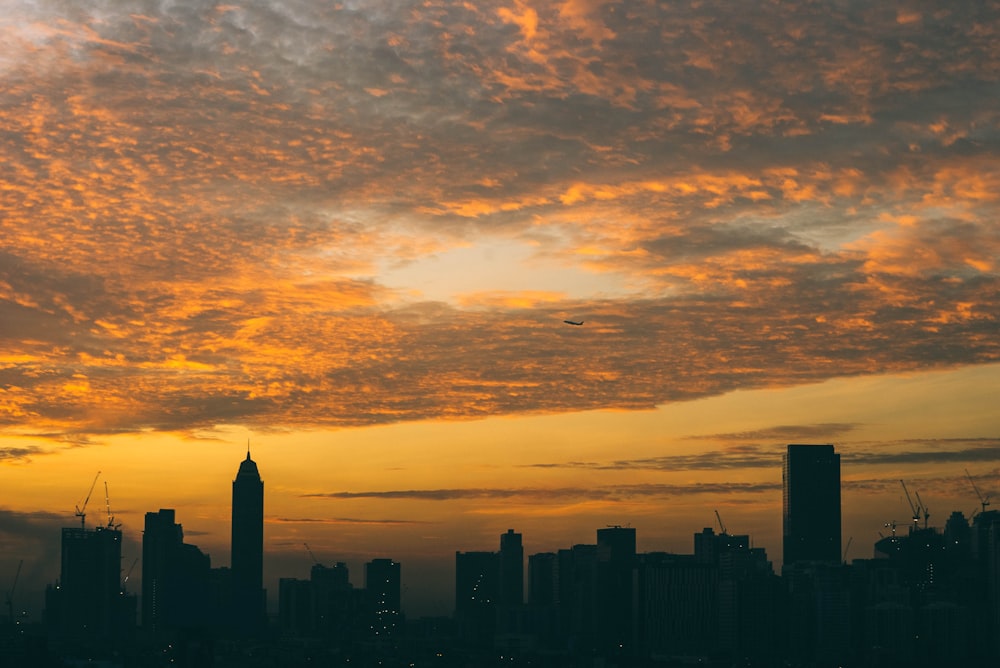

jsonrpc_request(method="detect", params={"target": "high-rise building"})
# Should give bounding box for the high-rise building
[143,509,183,631]
[365,559,401,614]
[231,449,265,629]
[783,444,841,566]
[596,526,636,653]
[47,524,135,649]
[142,508,213,633]
[499,528,524,606]
[365,558,401,636]
[455,550,499,648]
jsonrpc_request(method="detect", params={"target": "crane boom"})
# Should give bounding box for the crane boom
[900,480,920,530]
[5,559,22,622]
[966,469,991,515]
[122,557,139,589]
[714,509,727,535]
[74,471,101,529]
[915,491,930,529]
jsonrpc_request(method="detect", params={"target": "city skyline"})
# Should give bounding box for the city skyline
[21,448,1000,665]
[2,0,999,623]
[4,431,1000,622]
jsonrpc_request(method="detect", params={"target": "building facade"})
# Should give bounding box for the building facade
[783,443,841,566]
[231,450,265,630]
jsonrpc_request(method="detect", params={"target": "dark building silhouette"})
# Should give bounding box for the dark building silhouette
[695,526,781,662]
[454,550,499,648]
[278,560,366,647]
[557,543,598,651]
[365,558,402,637]
[46,525,136,654]
[634,552,717,657]
[142,508,182,631]
[48,527,122,638]
[970,509,1000,660]
[278,576,313,637]
[527,552,559,648]
[499,529,523,607]
[142,509,214,634]
[231,449,265,630]
[596,526,636,654]
[783,443,841,566]
[784,560,852,665]
[454,530,529,651]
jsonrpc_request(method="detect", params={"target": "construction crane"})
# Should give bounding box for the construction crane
[915,491,930,529]
[5,559,22,623]
[966,469,991,516]
[304,542,322,566]
[122,557,139,590]
[74,471,101,529]
[900,480,920,532]
[103,481,121,530]
[714,509,727,535]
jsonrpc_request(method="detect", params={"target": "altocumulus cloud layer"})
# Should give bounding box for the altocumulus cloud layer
[1,0,998,441]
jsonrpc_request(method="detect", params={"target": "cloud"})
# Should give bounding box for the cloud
[270,516,430,526]
[0,446,47,462]
[1,0,998,441]
[527,437,1000,473]
[306,481,780,502]
[0,508,67,542]
[842,439,1000,466]
[688,423,860,443]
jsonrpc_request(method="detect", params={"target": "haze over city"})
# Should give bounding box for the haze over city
[1,0,998,622]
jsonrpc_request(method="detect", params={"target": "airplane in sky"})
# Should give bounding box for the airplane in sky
[563,320,584,326]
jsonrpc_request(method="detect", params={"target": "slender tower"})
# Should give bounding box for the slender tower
[232,449,264,629]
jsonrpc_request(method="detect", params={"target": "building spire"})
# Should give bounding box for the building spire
[247,438,251,461]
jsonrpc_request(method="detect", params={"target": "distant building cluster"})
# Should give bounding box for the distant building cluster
[4,444,1000,667]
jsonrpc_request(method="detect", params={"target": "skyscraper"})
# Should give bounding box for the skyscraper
[142,508,213,633]
[49,525,126,641]
[232,449,264,629]
[596,526,637,653]
[783,443,841,566]
[499,528,524,606]
[365,558,401,636]
[142,509,183,631]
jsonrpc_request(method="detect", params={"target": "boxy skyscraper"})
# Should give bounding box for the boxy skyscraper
[782,444,841,566]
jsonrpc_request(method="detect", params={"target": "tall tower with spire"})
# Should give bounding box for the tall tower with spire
[232,448,264,629]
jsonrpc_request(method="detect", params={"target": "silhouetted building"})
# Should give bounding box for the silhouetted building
[499,529,523,607]
[278,577,313,637]
[143,509,183,631]
[596,526,636,655]
[311,561,357,643]
[783,443,841,566]
[527,552,559,648]
[971,510,1000,660]
[784,560,852,666]
[231,450,265,631]
[694,526,780,662]
[455,550,499,648]
[47,525,135,650]
[557,543,598,652]
[365,558,402,637]
[141,509,214,634]
[634,552,717,658]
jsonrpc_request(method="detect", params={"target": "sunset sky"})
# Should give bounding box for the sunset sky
[1,0,999,619]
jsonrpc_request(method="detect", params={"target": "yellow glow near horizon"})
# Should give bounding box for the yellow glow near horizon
[3,363,998,617]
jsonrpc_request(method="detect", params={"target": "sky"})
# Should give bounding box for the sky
[1,0,999,619]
